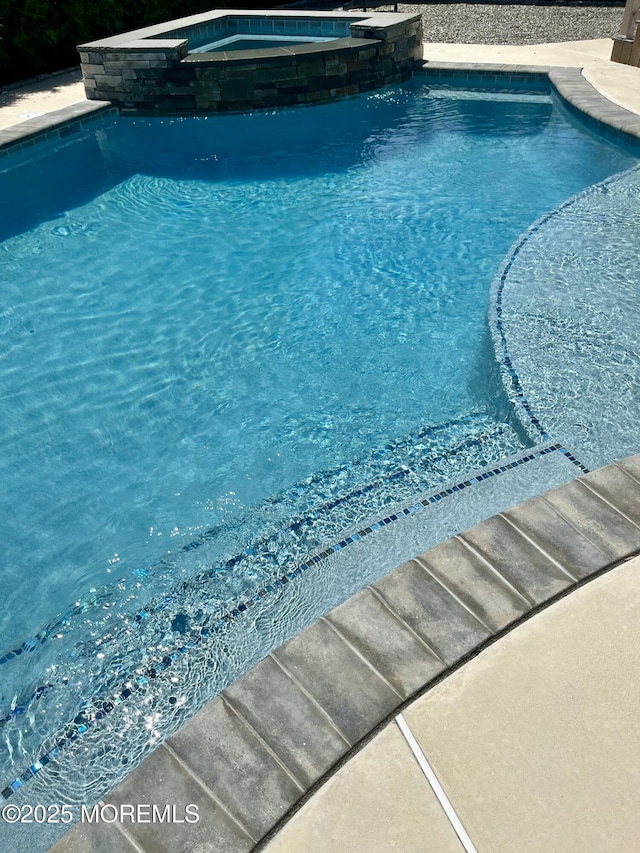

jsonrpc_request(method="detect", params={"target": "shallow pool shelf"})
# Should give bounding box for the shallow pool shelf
[77,9,423,114]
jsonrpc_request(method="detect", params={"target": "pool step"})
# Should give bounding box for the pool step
[0,413,523,686]
[0,412,526,787]
[178,411,525,568]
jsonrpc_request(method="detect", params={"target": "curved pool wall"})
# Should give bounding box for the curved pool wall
[489,164,640,472]
[77,9,423,114]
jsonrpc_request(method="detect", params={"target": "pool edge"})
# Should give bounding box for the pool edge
[3,62,640,153]
[46,452,640,852]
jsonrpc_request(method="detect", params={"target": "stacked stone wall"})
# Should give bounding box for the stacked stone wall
[78,14,422,114]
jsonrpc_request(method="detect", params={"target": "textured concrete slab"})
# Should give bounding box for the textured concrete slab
[0,69,85,131]
[403,554,640,853]
[583,62,640,115]
[263,722,465,853]
[423,39,612,68]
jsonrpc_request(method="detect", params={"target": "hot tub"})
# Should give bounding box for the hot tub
[77,9,423,114]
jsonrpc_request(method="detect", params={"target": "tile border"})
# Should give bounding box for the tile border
[419,61,640,148]
[0,100,116,157]
[0,411,524,672]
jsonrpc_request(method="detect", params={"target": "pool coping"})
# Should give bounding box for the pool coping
[0,99,115,160]
[76,9,408,52]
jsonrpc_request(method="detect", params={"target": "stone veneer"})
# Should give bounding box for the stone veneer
[77,10,423,114]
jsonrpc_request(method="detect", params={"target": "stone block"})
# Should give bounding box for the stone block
[272,618,401,744]
[326,586,445,698]
[92,75,122,89]
[81,64,105,75]
[580,464,640,529]
[152,95,198,110]
[118,60,151,70]
[503,495,612,579]
[195,83,221,97]
[223,654,350,788]
[357,47,378,61]
[252,64,298,83]
[307,74,344,91]
[224,64,262,78]
[543,478,640,560]
[461,514,575,604]
[346,59,371,73]
[417,535,531,633]
[373,560,491,665]
[220,78,255,101]
[194,67,222,83]
[48,819,136,853]
[133,68,165,79]
[105,743,254,853]
[297,59,326,78]
[325,58,348,75]
[264,93,302,108]
[330,84,360,97]
[253,85,279,97]
[167,696,302,839]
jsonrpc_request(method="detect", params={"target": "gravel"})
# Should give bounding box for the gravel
[401,3,624,44]
[320,2,624,45]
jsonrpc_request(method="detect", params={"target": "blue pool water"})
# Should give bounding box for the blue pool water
[0,80,636,808]
[191,34,335,52]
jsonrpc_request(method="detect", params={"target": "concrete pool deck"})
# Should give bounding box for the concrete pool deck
[1,34,640,853]
[263,552,640,853]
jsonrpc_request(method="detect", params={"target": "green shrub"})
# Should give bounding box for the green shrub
[0,0,274,86]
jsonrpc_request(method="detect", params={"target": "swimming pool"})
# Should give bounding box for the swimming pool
[0,77,637,822]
